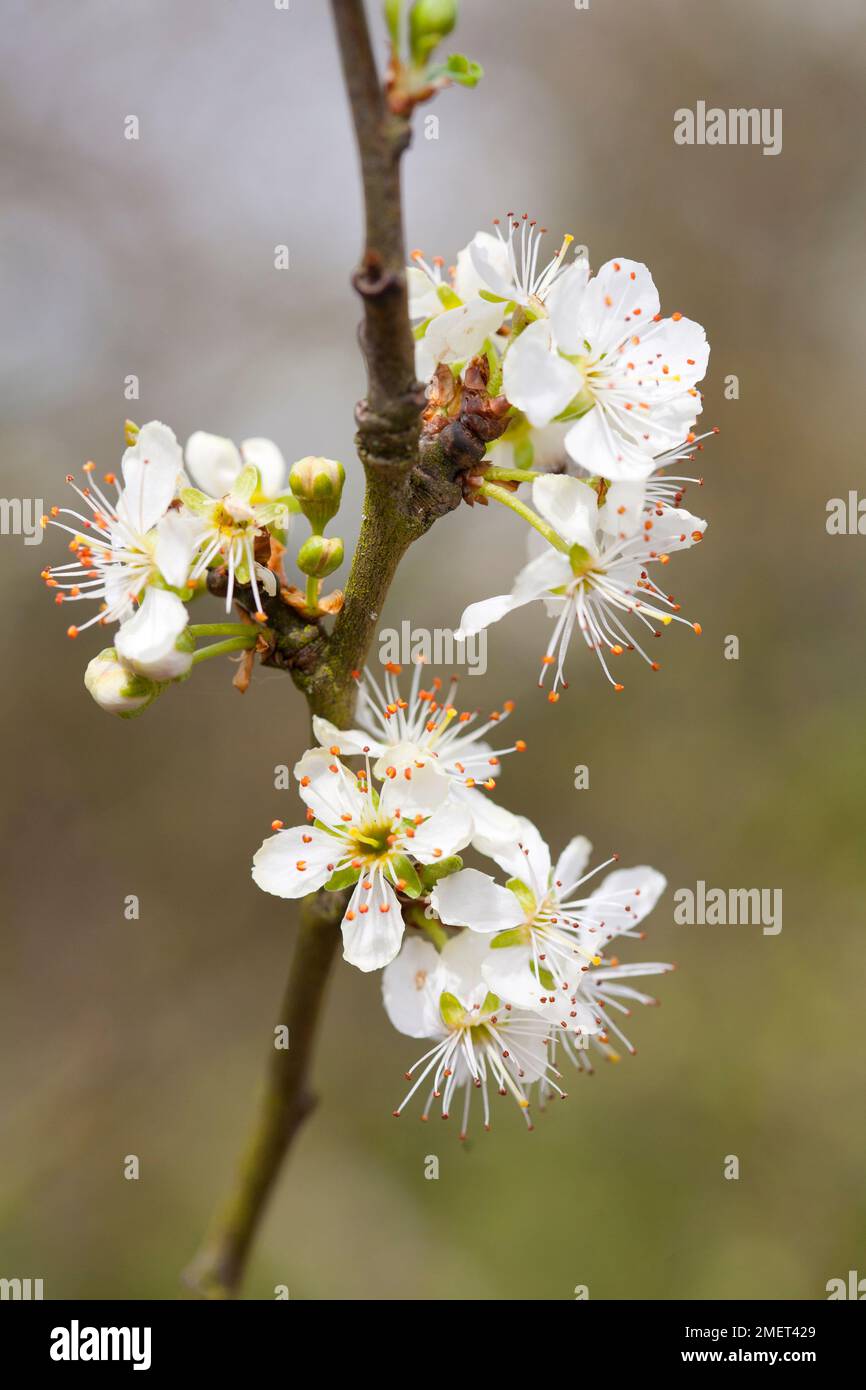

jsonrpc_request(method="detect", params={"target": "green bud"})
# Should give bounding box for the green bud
[289,456,345,533]
[296,534,344,578]
[410,0,457,63]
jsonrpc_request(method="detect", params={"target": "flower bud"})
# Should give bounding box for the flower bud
[84,649,161,718]
[289,456,345,533]
[296,534,344,579]
[410,0,457,62]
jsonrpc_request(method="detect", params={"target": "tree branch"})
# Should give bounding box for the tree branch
[185,0,489,1298]
[183,888,345,1299]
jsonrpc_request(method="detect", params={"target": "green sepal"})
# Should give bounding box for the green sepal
[180,487,212,516]
[490,925,529,950]
[419,855,463,891]
[436,283,462,311]
[388,854,423,898]
[232,464,259,502]
[569,543,594,578]
[324,864,362,892]
[439,991,465,1028]
[529,959,557,991]
[506,876,536,915]
[554,382,595,423]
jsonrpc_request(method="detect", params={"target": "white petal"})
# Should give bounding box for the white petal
[553,836,594,895]
[407,265,443,320]
[531,474,599,551]
[408,798,473,864]
[154,511,203,589]
[462,788,522,846]
[114,588,191,680]
[456,547,571,638]
[293,747,366,826]
[600,480,646,538]
[422,299,504,367]
[185,430,243,498]
[503,319,582,427]
[465,230,517,301]
[431,868,525,935]
[251,825,339,899]
[547,256,592,353]
[577,259,660,357]
[564,402,657,482]
[438,928,496,1005]
[382,937,445,1038]
[480,944,540,1008]
[473,815,551,899]
[582,866,667,946]
[118,421,183,533]
[341,874,405,972]
[311,715,381,758]
[641,504,707,553]
[377,751,452,818]
[241,437,286,499]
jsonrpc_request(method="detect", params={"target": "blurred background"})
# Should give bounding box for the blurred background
[1,0,864,1300]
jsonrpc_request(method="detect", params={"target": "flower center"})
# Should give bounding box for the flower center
[348,818,397,864]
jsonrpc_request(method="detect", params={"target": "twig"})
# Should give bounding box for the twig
[183,890,345,1299]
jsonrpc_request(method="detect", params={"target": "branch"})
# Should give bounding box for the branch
[183,888,345,1299]
[185,0,493,1298]
[330,0,419,448]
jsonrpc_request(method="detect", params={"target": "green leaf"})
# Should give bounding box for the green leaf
[438,52,484,87]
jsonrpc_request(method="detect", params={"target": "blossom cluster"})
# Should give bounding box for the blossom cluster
[411,216,715,694]
[41,423,350,716]
[253,663,672,1137]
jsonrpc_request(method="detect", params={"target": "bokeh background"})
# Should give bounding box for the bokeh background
[2,0,864,1300]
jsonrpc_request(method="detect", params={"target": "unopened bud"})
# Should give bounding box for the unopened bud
[84,649,161,718]
[410,0,457,63]
[296,534,344,579]
[289,456,345,533]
